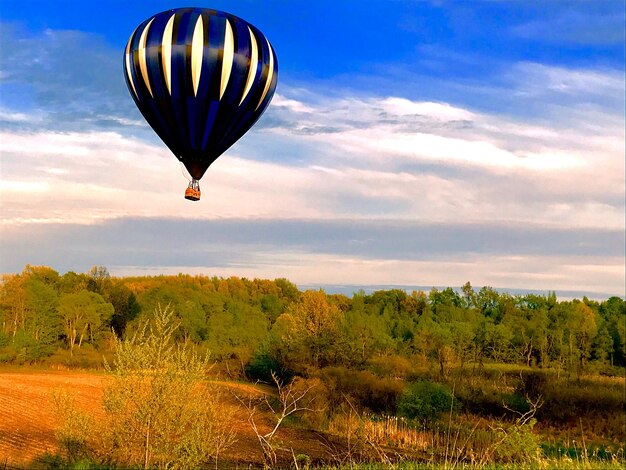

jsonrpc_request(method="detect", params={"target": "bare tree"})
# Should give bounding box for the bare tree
[235,372,316,468]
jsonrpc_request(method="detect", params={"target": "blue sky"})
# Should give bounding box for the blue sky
[1,1,624,298]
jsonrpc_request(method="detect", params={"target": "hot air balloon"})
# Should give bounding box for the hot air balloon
[123,8,278,201]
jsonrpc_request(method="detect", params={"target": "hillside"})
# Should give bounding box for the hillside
[0,369,330,468]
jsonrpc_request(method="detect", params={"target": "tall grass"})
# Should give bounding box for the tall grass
[364,416,429,450]
[325,408,624,468]
[319,462,625,470]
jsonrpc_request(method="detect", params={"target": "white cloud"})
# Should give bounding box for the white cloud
[260,79,624,229]
[271,93,315,113]
[508,62,624,106]
[380,97,475,121]
[0,109,34,122]
[1,71,623,231]
[318,128,585,170]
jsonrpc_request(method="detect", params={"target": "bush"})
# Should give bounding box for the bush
[454,383,508,417]
[31,453,108,469]
[45,344,105,369]
[289,377,329,428]
[397,380,460,423]
[0,331,57,364]
[0,330,10,349]
[318,367,405,414]
[368,355,414,379]
[510,372,624,439]
[516,370,550,400]
[246,349,293,383]
[537,378,625,439]
[51,390,94,462]
[101,305,235,468]
[493,418,540,464]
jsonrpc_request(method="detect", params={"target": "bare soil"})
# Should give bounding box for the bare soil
[0,369,331,468]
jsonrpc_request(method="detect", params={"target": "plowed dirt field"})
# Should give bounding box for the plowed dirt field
[0,369,328,468]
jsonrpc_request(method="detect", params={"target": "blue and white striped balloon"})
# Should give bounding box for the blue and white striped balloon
[123,7,278,192]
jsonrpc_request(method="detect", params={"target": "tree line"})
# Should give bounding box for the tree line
[1,264,623,379]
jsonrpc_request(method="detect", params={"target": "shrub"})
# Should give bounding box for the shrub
[45,344,104,369]
[396,380,460,423]
[318,367,405,414]
[102,305,235,468]
[246,349,293,383]
[368,355,414,379]
[536,378,625,439]
[493,417,540,464]
[295,454,311,469]
[454,383,508,417]
[516,370,550,400]
[0,330,10,349]
[0,330,56,364]
[51,390,94,462]
[290,377,329,428]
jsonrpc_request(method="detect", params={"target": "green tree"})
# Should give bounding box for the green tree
[488,322,513,363]
[415,309,453,377]
[429,287,463,310]
[571,301,597,373]
[59,271,90,294]
[592,325,614,365]
[397,380,459,423]
[260,293,284,323]
[338,293,392,365]
[135,285,210,343]
[59,290,113,354]
[449,321,475,370]
[274,278,300,303]
[600,296,626,366]
[0,273,28,337]
[26,280,59,340]
[476,286,502,321]
[205,299,268,362]
[267,290,343,372]
[105,280,140,338]
[1,268,62,361]
[502,305,543,367]
[86,265,111,294]
[25,280,61,356]
[23,265,60,287]
[267,309,306,373]
[615,319,626,366]
[461,281,476,309]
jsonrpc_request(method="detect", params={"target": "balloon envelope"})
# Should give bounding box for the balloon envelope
[123,8,278,180]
